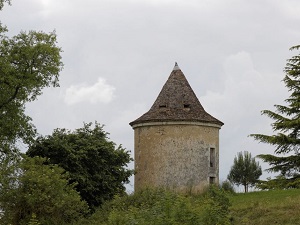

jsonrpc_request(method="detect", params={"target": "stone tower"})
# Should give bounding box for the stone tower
[129,63,223,193]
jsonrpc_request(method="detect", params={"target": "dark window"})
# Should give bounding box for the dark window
[209,177,215,184]
[183,104,190,108]
[210,148,215,167]
[159,104,167,108]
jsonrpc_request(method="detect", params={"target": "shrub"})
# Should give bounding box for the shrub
[220,180,235,193]
[78,186,231,225]
[201,185,231,225]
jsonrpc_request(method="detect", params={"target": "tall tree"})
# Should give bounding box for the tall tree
[227,151,262,192]
[0,1,63,151]
[250,45,300,188]
[27,122,134,211]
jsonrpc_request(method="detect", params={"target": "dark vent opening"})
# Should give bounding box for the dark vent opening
[159,104,167,108]
[184,104,190,108]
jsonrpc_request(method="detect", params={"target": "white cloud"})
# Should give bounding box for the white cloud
[64,77,115,105]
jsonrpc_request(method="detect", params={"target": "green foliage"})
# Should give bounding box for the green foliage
[27,122,133,211]
[0,155,89,225]
[27,214,41,225]
[220,180,236,193]
[77,187,231,225]
[200,185,232,225]
[227,151,262,192]
[0,1,63,150]
[256,175,300,190]
[250,45,300,188]
[0,29,63,148]
[0,0,10,10]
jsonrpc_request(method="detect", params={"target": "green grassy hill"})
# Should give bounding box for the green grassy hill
[229,189,300,225]
[77,187,300,225]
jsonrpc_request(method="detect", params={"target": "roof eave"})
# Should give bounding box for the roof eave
[129,118,224,128]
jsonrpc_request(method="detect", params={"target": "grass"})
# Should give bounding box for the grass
[229,189,300,225]
[77,188,300,225]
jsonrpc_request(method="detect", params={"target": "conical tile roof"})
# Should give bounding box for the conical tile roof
[130,64,223,127]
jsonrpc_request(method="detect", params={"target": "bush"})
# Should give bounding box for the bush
[220,180,235,193]
[201,185,232,225]
[0,155,89,225]
[78,186,231,225]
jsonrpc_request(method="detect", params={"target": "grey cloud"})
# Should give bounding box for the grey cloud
[2,0,300,191]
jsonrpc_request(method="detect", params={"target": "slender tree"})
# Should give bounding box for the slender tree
[250,45,300,188]
[227,151,262,192]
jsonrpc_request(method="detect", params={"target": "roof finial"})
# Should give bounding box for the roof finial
[173,62,180,71]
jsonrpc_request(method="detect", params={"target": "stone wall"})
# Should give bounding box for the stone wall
[133,121,221,193]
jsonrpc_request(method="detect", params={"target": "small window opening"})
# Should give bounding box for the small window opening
[159,104,167,108]
[210,148,215,167]
[183,104,190,108]
[209,177,215,184]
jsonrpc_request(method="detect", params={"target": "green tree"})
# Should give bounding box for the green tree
[0,1,63,151]
[0,155,89,225]
[27,122,133,211]
[227,151,262,192]
[250,46,300,188]
[0,0,10,10]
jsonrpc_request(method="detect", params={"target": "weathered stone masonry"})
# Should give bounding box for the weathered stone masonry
[130,63,223,193]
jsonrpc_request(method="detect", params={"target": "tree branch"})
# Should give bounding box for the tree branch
[0,86,21,110]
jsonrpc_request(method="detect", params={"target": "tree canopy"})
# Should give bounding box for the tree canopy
[0,29,63,149]
[0,1,63,151]
[227,151,262,192]
[27,122,134,211]
[250,45,300,188]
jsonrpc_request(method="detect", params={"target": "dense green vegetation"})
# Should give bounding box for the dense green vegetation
[27,122,133,212]
[76,186,232,225]
[70,187,300,225]
[0,155,89,225]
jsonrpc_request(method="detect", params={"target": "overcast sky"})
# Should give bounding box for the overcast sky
[1,0,300,191]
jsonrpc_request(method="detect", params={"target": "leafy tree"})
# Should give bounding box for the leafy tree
[0,0,10,10]
[250,46,300,188]
[27,122,134,211]
[0,1,63,151]
[227,151,262,192]
[0,155,89,225]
